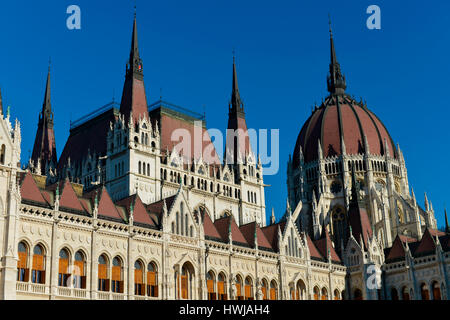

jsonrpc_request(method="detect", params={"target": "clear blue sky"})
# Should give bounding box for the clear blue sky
[0,0,448,228]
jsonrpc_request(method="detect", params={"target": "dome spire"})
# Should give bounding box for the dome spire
[327,16,346,95]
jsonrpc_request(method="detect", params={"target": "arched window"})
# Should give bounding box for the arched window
[296,280,306,300]
[218,273,227,300]
[270,280,277,300]
[138,161,141,174]
[112,257,123,293]
[334,289,341,300]
[17,241,29,282]
[147,163,150,176]
[261,279,268,300]
[0,144,5,165]
[244,276,253,300]
[354,288,363,300]
[207,271,216,300]
[147,262,158,297]
[401,286,410,300]
[73,251,86,289]
[142,162,146,176]
[421,283,429,300]
[313,286,320,300]
[321,287,328,300]
[134,260,144,296]
[98,254,109,291]
[432,281,441,300]
[178,263,194,299]
[235,275,243,300]
[32,244,45,284]
[391,287,399,300]
[58,248,70,287]
[331,206,347,243]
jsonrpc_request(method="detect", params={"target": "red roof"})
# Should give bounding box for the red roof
[293,94,397,166]
[96,187,123,221]
[116,194,156,226]
[58,108,118,172]
[385,236,411,262]
[146,194,177,218]
[239,222,273,250]
[414,229,437,256]
[306,235,323,260]
[314,229,341,263]
[19,171,48,205]
[119,77,149,124]
[348,206,373,250]
[261,222,286,252]
[213,216,248,246]
[201,211,222,240]
[58,180,85,212]
[151,109,221,165]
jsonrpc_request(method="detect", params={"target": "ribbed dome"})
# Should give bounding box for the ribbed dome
[292,94,397,168]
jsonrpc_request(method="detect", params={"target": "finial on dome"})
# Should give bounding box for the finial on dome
[327,16,347,96]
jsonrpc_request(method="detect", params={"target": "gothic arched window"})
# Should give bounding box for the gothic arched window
[331,206,347,244]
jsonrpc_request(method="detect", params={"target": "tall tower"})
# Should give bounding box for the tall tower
[31,67,57,176]
[224,56,266,226]
[106,13,160,203]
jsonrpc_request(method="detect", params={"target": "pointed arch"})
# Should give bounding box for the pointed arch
[147,261,159,297]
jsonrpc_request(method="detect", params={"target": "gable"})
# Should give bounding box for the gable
[385,236,407,262]
[414,229,436,257]
[58,180,85,212]
[20,171,48,206]
[97,187,124,221]
[201,210,222,240]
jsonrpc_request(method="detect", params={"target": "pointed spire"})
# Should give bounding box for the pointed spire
[384,138,391,158]
[445,209,450,234]
[31,66,57,176]
[119,12,149,124]
[326,16,346,95]
[363,134,370,155]
[317,139,323,160]
[350,164,359,205]
[230,54,244,114]
[271,208,276,225]
[225,53,252,165]
[286,198,291,216]
[424,192,429,211]
[43,63,52,115]
[129,13,143,79]
[340,135,346,155]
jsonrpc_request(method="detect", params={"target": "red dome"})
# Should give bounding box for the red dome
[293,94,397,168]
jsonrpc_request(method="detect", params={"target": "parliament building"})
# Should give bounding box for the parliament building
[0,14,448,300]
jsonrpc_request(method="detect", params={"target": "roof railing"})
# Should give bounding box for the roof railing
[70,101,120,130]
[70,99,205,130]
[149,99,205,121]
